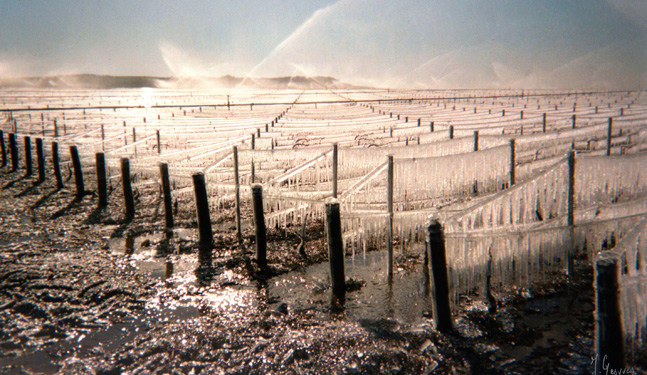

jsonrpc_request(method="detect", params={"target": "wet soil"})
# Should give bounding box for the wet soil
[1,166,645,374]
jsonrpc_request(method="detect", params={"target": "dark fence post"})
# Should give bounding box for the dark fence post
[427,219,453,332]
[607,118,613,156]
[24,136,32,177]
[101,124,105,151]
[36,138,45,182]
[430,121,434,132]
[121,158,135,219]
[542,113,547,133]
[449,126,454,140]
[473,131,479,152]
[233,146,242,242]
[251,133,255,150]
[332,143,338,198]
[387,155,394,277]
[96,153,108,207]
[193,173,213,252]
[595,257,625,372]
[70,146,84,199]
[326,200,345,298]
[572,114,576,129]
[251,184,267,267]
[0,130,6,168]
[156,130,161,154]
[509,139,516,186]
[52,142,63,190]
[567,150,576,275]
[9,133,18,172]
[159,163,173,228]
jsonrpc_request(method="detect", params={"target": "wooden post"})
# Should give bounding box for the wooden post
[0,130,6,168]
[52,142,63,190]
[417,118,421,127]
[449,126,454,140]
[332,143,338,198]
[509,139,516,186]
[159,163,173,228]
[520,110,524,120]
[156,130,161,154]
[251,133,255,150]
[387,155,394,278]
[121,158,135,219]
[473,131,479,152]
[572,114,576,129]
[567,150,575,275]
[502,109,505,116]
[54,119,58,138]
[132,128,137,156]
[430,121,434,132]
[326,201,345,298]
[192,173,213,251]
[606,118,613,156]
[595,257,626,372]
[101,124,105,151]
[543,113,547,133]
[427,219,453,332]
[23,136,32,177]
[96,153,107,207]
[9,133,18,172]
[36,138,45,182]
[233,146,242,242]
[70,146,84,199]
[251,184,267,267]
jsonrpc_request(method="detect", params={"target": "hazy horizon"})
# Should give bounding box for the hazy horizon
[1,0,646,89]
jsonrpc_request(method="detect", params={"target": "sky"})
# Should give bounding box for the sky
[0,0,646,89]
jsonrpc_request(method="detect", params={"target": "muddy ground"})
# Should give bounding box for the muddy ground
[1,165,645,375]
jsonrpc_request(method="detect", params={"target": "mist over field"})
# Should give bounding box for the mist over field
[0,0,645,89]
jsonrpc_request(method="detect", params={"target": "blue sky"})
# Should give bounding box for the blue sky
[0,0,645,88]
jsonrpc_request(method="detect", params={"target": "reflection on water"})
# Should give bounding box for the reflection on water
[269,250,433,324]
[109,231,433,325]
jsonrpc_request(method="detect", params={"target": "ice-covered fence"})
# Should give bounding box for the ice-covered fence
[443,213,645,306]
[444,157,569,232]
[595,217,647,363]
[577,153,647,207]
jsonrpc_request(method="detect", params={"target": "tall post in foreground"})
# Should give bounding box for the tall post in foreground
[70,146,84,199]
[332,143,338,198]
[595,257,625,372]
[121,158,135,220]
[24,136,32,177]
[96,153,108,207]
[387,155,394,278]
[427,219,453,333]
[52,142,63,190]
[473,131,479,152]
[36,138,45,183]
[567,151,576,275]
[251,184,267,267]
[9,133,18,172]
[606,118,613,156]
[159,163,174,228]
[193,173,213,253]
[233,146,242,242]
[326,200,346,298]
[509,139,516,186]
[0,130,6,168]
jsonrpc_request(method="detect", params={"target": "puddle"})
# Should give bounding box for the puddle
[268,249,433,323]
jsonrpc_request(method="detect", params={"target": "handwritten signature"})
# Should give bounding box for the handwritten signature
[590,354,636,375]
